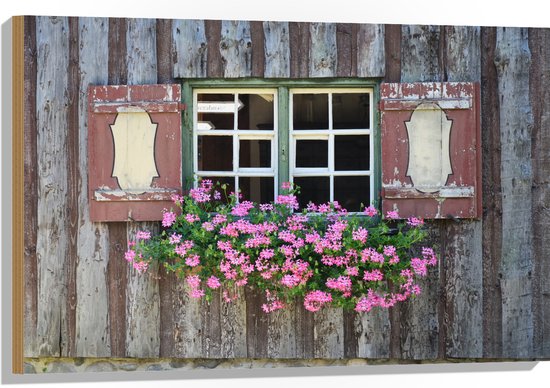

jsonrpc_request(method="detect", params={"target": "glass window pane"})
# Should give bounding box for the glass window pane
[293,177,330,209]
[239,140,271,168]
[238,94,275,130]
[334,176,370,212]
[198,136,233,171]
[333,93,370,129]
[197,93,235,130]
[200,176,235,204]
[293,93,329,130]
[335,135,370,171]
[295,140,328,168]
[239,177,275,204]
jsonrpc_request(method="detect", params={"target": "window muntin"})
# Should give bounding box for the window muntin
[193,89,278,204]
[290,88,374,212]
[192,86,374,212]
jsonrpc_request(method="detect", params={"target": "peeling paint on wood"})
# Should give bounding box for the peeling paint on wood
[172,20,207,78]
[309,23,337,77]
[263,21,290,78]
[357,24,385,77]
[314,307,344,359]
[220,20,252,78]
[35,15,70,357]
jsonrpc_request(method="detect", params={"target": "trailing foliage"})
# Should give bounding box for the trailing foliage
[125,179,437,313]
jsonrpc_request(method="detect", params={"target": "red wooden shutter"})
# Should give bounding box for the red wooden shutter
[88,84,183,222]
[380,82,481,219]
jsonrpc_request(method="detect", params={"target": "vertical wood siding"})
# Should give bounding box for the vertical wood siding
[24,16,550,361]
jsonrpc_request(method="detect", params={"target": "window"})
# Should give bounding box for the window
[189,81,376,212]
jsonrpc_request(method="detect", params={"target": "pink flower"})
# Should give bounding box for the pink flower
[124,249,136,263]
[325,276,352,293]
[185,254,200,267]
[133,261,149,273]
[185,213,200,223]
[363,269,384,282]
[231,201,255,217]
[275,194,299,210]
[171,194,184,203]
[352,227,368,243]
[259,203,274,212]
[162,211,177,227]
[410,257,428,276]
[189,187,211,203]
[206,275,221,289]
[213,190,222,200]
[186,274,201,289]
[385,210,399,219]
[281,181,292,190]
[422,247,438,266]
[303,290,333,312]
[383,245,397,257]
[169,233,182,244]
[190,288,205,298]
[202,222,214,231]
[281,274,300,288]
[407,217,424,227]
[364,206,378,217]
[346,266,359,276]
[306,202,318,212]
[135,230,151,240]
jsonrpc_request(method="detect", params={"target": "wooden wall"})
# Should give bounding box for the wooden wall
[23,16,550,360]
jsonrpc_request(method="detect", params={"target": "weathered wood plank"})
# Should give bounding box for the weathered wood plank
[357,24,385,78]
[309,22,337,77]
[401,25,443,82]
[35,15,70,357]
[156,18,173,83]
[529,27,550,358]
[442,26,483,359]
[125,18,161,358]
[250,21,265,77]
[384,24,401,83]
[75,17,110,357]
[289,22,310,78]
[343,310,358,358]
[294,299,315,358]
[495,27,534,358]
[205,20,223,78]
[221,286,247,357]
[355,309,391,358]
[245,287,268,358]
[398,26,441,359]
[23,15,38,358]
[65,17,79,358]
[480,27,503,358]
[336,23,353,77]
[220,20,252,78]
[106,17,129,359]
[314,307,344,358]
[172,19,207,78]
[172,280,203,357]
[107,18,127,85]
[263,21,290,78]
[125,222,160,357]
[201,290,222,358]
[267,303,296,358]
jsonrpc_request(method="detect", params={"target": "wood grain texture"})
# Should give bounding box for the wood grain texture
[205,20,223,78]
[480,27,503,358]
[309,22,337,77]
[357,24,385,77]
[355,309,391,358]
[156,18,173,83]
[75,17,110,357]
[250,21,265,77]
[267,302,296,358]
[245,287,268,358]
[65,17,79,358]
[495,27,534,358]
[125,18,161,357]
[23,15,38,358]
[263,21,290,78]
[220,20,252,78]
[336,23,353,77]
[35,16,70,356]
[289,22,310,78]
[221,286,247,357]
[294,299,315,358]
[314,307,344,359]
[107,18,127,85]
[172,19,207,78]
[442,26,483,358]
[125,223,160,357]
[529,27,550,358]
[201,290,222,357]
[172,281,202,357]
[384,24,401,82]
[401,25,443,82]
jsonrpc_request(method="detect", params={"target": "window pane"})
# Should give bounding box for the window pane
[197,93,235,130]
[200,176,235,204]
[239,140,271,168]
[295,140,328,168]
[294,177,330,209]
[198,136,233,171]
[335,135,370,171]
[293,93,329,129]
[333,93,370,129]
[334,176,370,212]
[239,177,275,204]
[238,94,275,130]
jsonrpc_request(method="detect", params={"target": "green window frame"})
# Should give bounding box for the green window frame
[181,78,381,211]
